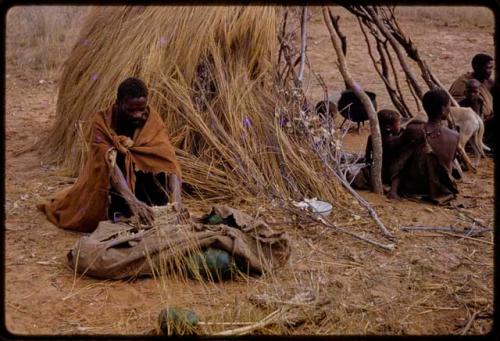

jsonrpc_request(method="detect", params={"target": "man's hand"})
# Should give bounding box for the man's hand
[130,200,155,226]
[173,202,190,224]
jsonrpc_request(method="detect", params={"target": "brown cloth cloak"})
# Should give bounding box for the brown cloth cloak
[449,72,493,118]
[388,122,459,204]
[39,106,181,233]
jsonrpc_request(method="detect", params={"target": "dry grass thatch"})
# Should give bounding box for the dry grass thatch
[41,6,348,204]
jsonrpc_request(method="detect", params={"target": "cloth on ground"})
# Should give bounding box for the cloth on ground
[38,106,181,233]
[67,205,291,280]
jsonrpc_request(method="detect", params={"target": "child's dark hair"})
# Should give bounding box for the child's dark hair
[422,88,450,120]
[377,109,400,131]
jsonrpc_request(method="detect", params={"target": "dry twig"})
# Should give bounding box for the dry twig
[286,204,395,251]
[400,225,492,237]
[460,310,479,335]
[214,308,286,336]
[437,231,493,245]
[451,205,491,229]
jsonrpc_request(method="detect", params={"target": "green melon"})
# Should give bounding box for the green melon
[206,213,225,225]
[187,247,237,281]
[158,306,199,335]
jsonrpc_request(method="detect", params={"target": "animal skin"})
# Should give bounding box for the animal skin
[449,106,490,160]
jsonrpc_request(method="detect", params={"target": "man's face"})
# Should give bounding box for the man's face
[118,96,148,128]
[474,60,493,81]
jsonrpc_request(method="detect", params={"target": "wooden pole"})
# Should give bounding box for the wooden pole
[322,7,383,194]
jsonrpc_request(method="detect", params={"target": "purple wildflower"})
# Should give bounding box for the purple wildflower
[243,117,252,129]
[159,36,167,46]
[279,116,289,127]
[91,74,99,81]
[82,39,91,47]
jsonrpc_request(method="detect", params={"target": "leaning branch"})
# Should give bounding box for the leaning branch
[357,17,411,117]
[364,6,424,99]
[332,169,395,241]
[322,6,384,195]
[298,7,308,84]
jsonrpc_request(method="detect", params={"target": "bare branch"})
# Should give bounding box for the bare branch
[364,6,424,99]
[298,7,308,84]
[322,6,384,195]
[357,17,411,118]
[329,12,347,56]
[277,10,289,68]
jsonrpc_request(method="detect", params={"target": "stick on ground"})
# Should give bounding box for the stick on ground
[286,204,395,252]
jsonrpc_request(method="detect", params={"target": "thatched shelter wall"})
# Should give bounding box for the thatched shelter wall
[42,6,346,203]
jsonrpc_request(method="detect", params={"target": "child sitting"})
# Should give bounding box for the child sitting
[349,109,402,191]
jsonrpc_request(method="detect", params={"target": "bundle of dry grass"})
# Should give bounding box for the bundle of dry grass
[41,6,348,204]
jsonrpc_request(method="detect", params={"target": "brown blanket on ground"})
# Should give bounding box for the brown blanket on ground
[39,106,181,233]
[449,72,493,118]
[388,122,458,204]
[67,206,291,280]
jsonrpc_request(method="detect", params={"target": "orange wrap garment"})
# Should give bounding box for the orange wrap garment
[39,106,181,233]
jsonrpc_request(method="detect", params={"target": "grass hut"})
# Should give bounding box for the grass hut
[41,6,347,204]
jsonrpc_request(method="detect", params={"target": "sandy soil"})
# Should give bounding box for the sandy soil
[5,8,495,335]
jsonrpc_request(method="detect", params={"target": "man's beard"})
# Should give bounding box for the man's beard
[124,113,147,129]
[130,118,146,128]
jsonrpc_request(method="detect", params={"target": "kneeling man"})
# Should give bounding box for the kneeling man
[39,77,187,232]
